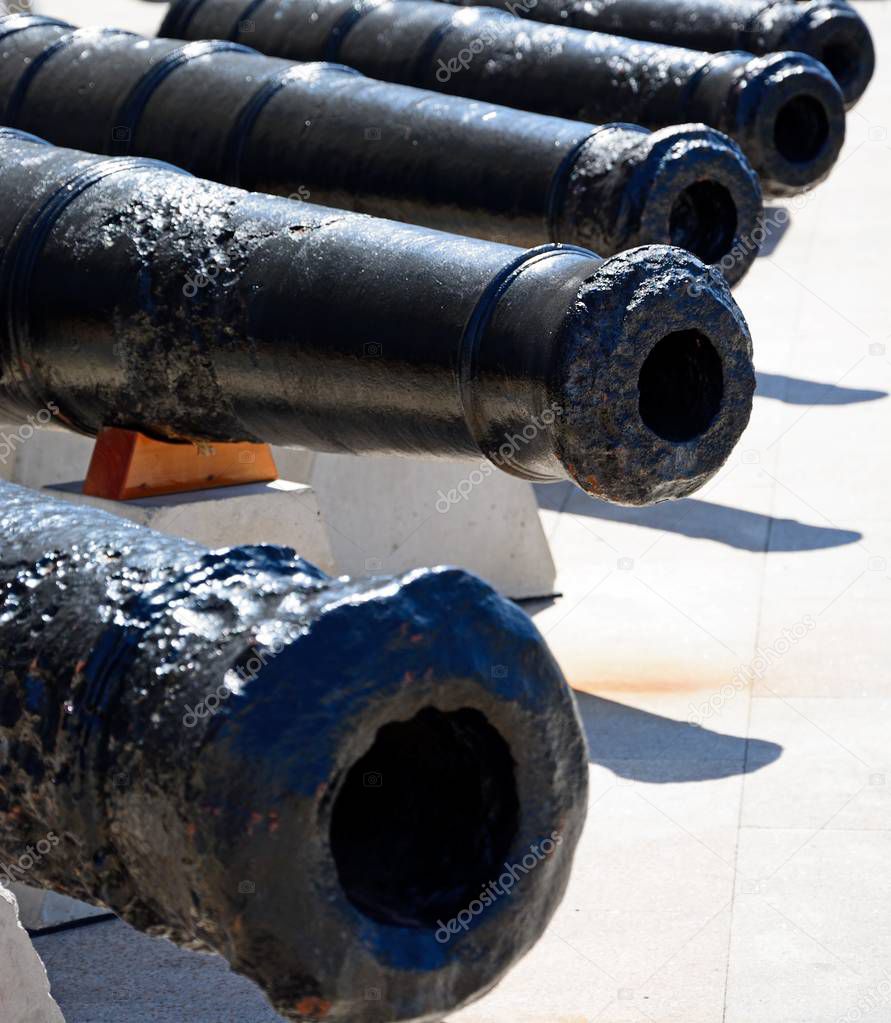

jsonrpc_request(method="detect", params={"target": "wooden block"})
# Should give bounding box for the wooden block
[83,428,278,500]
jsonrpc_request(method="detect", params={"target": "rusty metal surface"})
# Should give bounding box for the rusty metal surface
[438,0,875,108]
[161,0,847,196]
[0,13,762,282]
[0,128,755,505]
[0,479,589,1021]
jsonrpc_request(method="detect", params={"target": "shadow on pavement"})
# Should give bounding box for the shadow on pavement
[535,485,861,553]
[575,692,782,783]
[35,917,281,1022]
[756,371,887,405]
[756,206,792,256]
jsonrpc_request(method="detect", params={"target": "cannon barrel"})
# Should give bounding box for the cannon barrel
[0,14,762,284]
[161,0,847,197]
[0,128,754,506]
[0,478,589,1022]
[436,0,875,108]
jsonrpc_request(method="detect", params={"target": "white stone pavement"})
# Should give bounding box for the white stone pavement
[5,1,891,1021]
[452,4,891,1020]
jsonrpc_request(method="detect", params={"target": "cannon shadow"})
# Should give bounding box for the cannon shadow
[34,917,283,1020]
[574,692,782,783]
[756,371,887,405]
[756,205,792,256]
[535,486,861,553]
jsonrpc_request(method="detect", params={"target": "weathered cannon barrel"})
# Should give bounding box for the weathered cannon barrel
[0,14,763,283]
[437,0,874,108]
[0,128,755,506]
[160,0,847,197]
[0,479,589,1022]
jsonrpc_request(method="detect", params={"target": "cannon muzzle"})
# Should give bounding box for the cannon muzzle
[0,478,588,1022]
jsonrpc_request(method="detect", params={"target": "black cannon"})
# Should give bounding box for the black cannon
[0,479,589,1022]
[438,0,874,108]
[161,0,847,196]
[0,13,763,283]
[0,128,755,506]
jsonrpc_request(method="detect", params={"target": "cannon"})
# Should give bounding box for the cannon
[0,479,589,1022]
[436,0,875,108]
[0,128,755,506]
[0,14,763,283]
[161,0,847,197]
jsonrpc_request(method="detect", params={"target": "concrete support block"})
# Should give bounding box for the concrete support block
[29,0,169,35]
[0,885,65,1023]
[272,448,558,600]
[44,479,336,572]
[0,427,93,487]
[9,886,108,933]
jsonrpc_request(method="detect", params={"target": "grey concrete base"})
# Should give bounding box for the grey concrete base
[8,887,108,934]
[45,479,337,573]
[273,448,558,600]
[0,886,65,1023]
[22,0,169,34]
[0,427,93,487]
